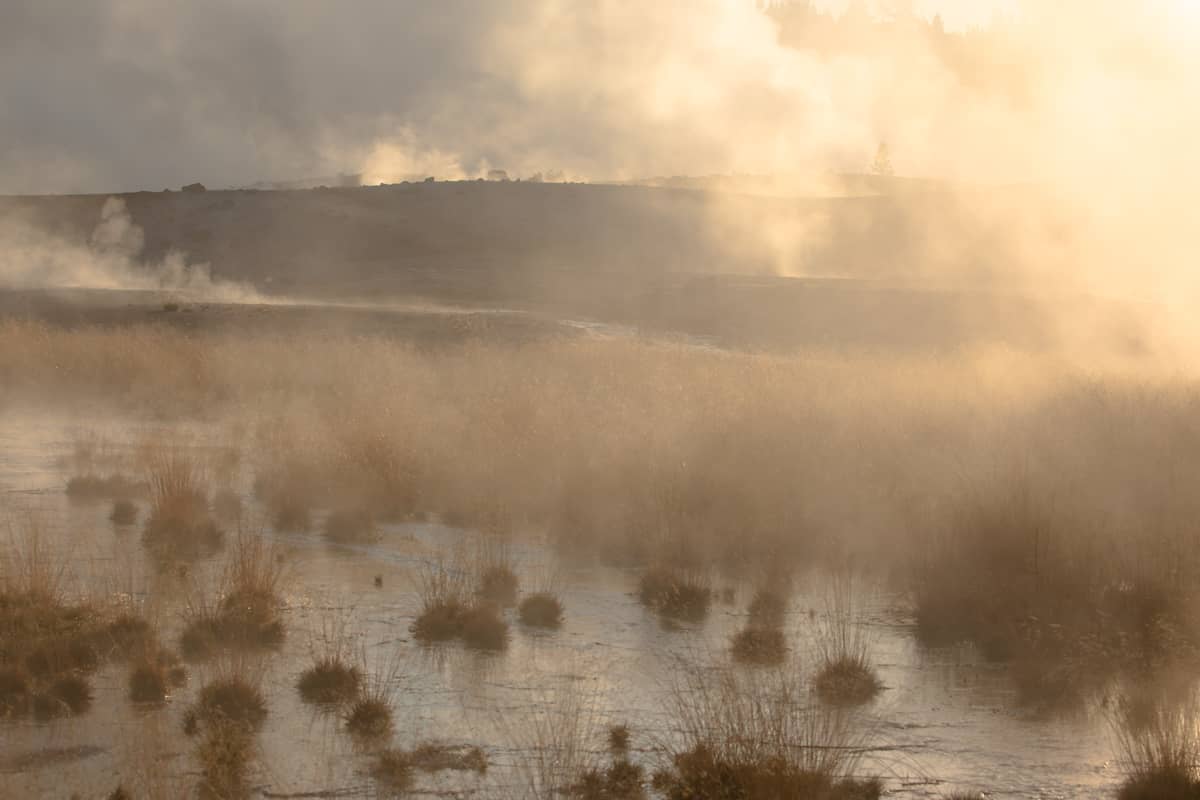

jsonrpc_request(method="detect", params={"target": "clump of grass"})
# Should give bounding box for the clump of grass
[256,460,323,533]
[637,567,711,622]
[297,613,362,706]
[344,652,401,740]
[0,517,116,718]
[748,586,787,629]
[109,499,138,525]
[813,657,883,708]
[572,758,646,799]
[129,660,169,703]
[656,663,880,800]
[909,480,1149,707]
[66,474,145,501]
[142,452,222,558]
[32,673,92,719]
[371,748,414,792]
[812,574,881,707]
[0,666,31,716]
[196,718,255,800]
[410,558,509,649]
[1112,688,1200,800]
[479,564,520,607]
[475,539,519,607]
[461,604,509,650]
[272,501,311,532]
[105,612,154,657]
[731,626,788,666]
[323,509,377,543]
[407,742,488,773]
[298,657,363,705]
[129,650,186,703]
[187,671,268,735]
[345,694,393,739]
[180,535,285,661]
[520,592,564,628]
[411,598,467,642]
[372,741,489,790]
[608,724,631,754]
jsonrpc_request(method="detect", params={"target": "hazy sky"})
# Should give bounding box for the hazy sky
[0,1,1195,195]
[811,0,1021,30]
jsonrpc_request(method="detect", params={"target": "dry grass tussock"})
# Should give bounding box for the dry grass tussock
[519,565,565,629]
[656,662,880,800]
[732,627,788,667]
[185,664,268,735]
[180,658,267,799]
[371,742,488,793]
[475,538,520,607]
[1111,686,1200,800]
[411,556,509,650]
[180,533,285,661]
[0,515,164,719]
[297,611,362,706]
[344,653,404,741]
[913,469,1200,709]
[812,574,881,707]
[142,450,222,559]
[638,567,712,622]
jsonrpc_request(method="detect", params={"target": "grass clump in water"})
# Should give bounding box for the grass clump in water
[572,758,646,799]
[323,509,377,544]
[637,567,711,622]
[608,724,631,754]
[408,742,488,773]
[410,558,509,650]
[460,604,508,650]
[187,673,267,735]
[272,501,311,532]
[32,673,92,719]
[345,694,393,739]
[142,452,222,558]
[180,535,285,661]
[195,718,256,800]
[298,657,362,706]
[66,474,145,501]
[474,538,519,607]
[0,666,31,716]
[813,657,883,707]
[812,574,881,707]
[128,650,186,703]
[656,661,880,800]
[372,741,489,790]
[0,518,121,719]
[371,749,414,792]
[1113,689,1200,800]
[747,586,787,629]
[109,499,138,525]
[479,564,519,607]
[731,626,788,666]
[519,592,564,628]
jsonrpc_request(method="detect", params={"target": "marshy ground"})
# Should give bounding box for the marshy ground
[0,281,1193,799]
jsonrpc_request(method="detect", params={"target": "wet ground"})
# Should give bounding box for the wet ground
[0,411,1121,798]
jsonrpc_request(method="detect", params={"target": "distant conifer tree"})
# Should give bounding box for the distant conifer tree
[871,142,895,177]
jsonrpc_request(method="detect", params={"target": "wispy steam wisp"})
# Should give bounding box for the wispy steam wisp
[0,197,259,302]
